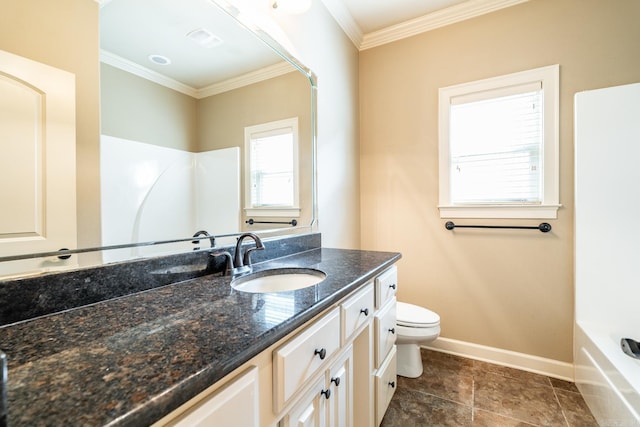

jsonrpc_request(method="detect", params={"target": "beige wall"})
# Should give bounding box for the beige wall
[359,0,640,362]
[100,63,198,151]
[0,0,101,251]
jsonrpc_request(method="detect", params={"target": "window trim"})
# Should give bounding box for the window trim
[438,64,561,219]
[244,117,300,218]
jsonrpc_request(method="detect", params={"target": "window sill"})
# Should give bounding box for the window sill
[244,207,301,218]
[438,204,561,219]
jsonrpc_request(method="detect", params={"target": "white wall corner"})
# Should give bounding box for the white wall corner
[319,0,363,48]
[423,337,574,381]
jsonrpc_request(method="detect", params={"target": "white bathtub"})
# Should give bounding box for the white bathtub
[575,323,640,426]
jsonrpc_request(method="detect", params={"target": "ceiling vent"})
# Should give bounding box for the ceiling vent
[186,28,224,48]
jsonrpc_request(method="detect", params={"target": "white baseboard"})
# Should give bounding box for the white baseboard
[423,337,575,381]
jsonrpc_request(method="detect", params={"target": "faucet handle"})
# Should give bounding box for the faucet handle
[243,245,265,267]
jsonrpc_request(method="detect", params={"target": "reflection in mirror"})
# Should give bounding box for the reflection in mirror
[0,0,316,279]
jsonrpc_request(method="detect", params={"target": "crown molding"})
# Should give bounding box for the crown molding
[196,62,296,98]
[319,0,363,48]
[360,0,529,50]
[320,0,529,51]
[100,50,295,99]
[100,50,197,97]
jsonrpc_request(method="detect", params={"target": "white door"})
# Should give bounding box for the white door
[0,49,76,277]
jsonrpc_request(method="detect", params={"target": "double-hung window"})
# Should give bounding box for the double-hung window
[244,117,300,217]
[438,65,560,218]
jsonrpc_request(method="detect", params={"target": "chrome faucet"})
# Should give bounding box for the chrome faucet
[211,233,264,276]
[192,230,215,249]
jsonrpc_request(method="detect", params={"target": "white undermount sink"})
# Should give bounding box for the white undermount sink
[231,268,326,293]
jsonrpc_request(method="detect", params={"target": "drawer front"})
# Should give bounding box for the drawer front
[274,308,341,411]
[341,282,374,344]
[375,346,397,426]
[374,297,396,368]
[375,266,397,309]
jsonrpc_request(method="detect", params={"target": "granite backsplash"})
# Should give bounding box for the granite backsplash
[0,232,321,326]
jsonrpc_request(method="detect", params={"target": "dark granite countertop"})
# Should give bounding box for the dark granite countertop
[1,248,400,426]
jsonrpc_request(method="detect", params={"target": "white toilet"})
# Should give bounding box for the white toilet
[395,301,441,378]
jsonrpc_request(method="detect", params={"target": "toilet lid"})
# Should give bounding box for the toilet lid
[397,301,440,327]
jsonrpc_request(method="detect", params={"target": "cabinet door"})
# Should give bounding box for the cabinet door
[284,376,328,427]
[328,346,352,427]
[171,367,259,427]
[290,401,319,427]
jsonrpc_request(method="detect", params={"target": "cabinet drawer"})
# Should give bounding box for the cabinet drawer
[375,346,397,426]
[341,282,374,344]
[374,297,396,368]
[375,266,397,309]
[274,308,341,411]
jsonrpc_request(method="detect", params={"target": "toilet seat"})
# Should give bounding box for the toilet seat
[397,301,440,328]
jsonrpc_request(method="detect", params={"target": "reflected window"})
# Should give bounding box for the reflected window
[262,293,295,327]
[244,118,300,217]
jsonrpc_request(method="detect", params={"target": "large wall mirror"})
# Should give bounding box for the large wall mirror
[0,0,316,279]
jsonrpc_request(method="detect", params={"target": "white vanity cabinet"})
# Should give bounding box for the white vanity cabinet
[154,265,398,427]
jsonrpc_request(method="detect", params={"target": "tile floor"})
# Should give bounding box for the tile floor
[381,349,598,427]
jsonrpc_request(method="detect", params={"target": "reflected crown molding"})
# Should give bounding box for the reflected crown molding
[318,0,364,48]
[100,49,296,99]
[321,0,529,51]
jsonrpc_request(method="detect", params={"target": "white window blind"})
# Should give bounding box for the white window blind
[438,64,560,219]
[249,129,294,207]
[244,117,300,217]
[449,85,543,204]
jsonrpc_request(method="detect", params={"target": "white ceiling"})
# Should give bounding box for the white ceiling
[340,0,468,34]
[100,0,294,96]
[99,0,527,95]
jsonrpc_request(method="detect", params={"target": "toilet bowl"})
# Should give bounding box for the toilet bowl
[396,301,441,378]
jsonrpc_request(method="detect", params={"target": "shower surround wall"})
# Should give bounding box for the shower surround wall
[100,136,240,262]
[574,82,640,425]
